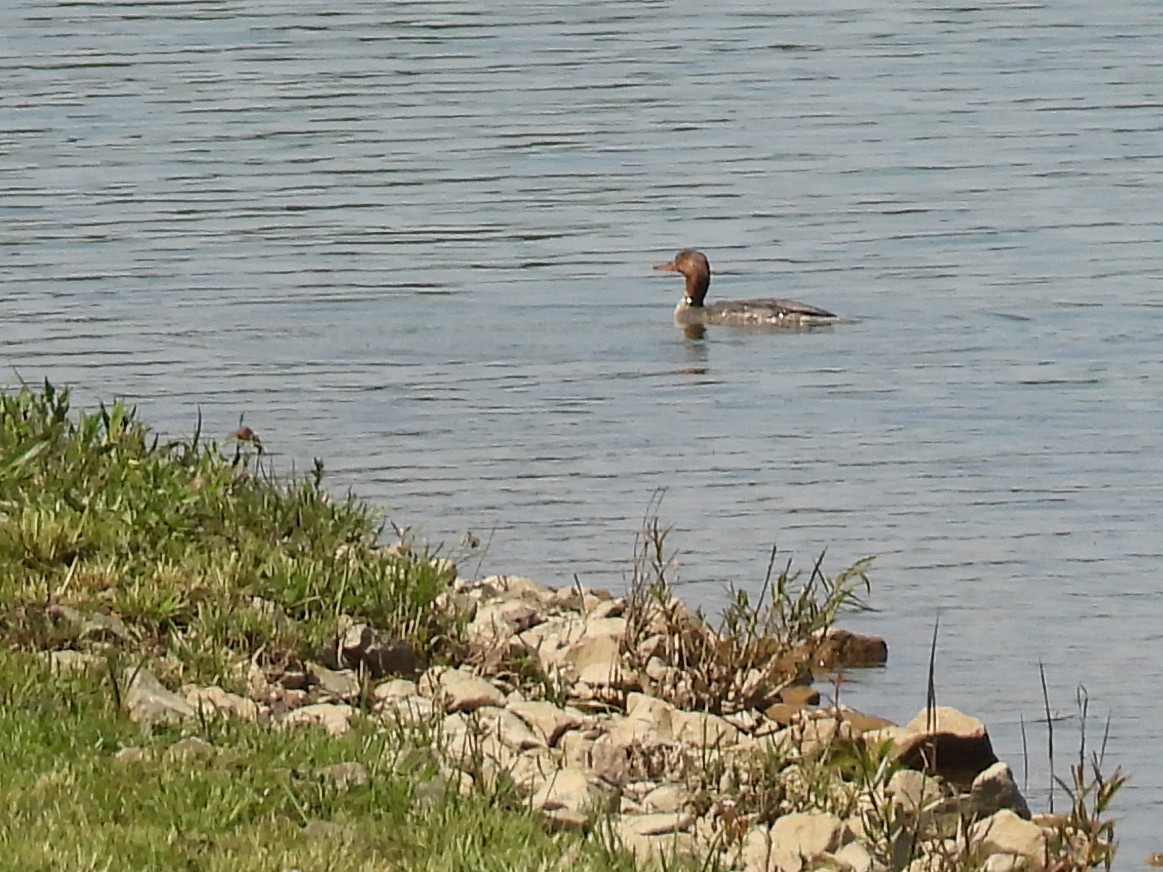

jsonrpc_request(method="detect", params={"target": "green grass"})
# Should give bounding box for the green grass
[0,382,458,688]
[0,652,633,871]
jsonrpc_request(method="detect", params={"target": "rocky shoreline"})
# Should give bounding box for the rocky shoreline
[57,567,1107,872]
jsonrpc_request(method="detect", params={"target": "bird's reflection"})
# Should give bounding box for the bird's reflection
[679,325,709,375]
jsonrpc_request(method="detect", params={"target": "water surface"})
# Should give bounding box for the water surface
[4,0,1163,862]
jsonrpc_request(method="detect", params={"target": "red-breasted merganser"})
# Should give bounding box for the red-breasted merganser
[653,249,846,329]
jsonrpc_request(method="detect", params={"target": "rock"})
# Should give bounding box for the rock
[419,667,506,713]
[529,766,618,818]
[969,809,1046,860]
[279,703,355,736]
[307,663,361,701]
[873,706,999,788]
[616,829,696,865]
[47,604,132,643]
[507,748,559,792]
[340,623,422,678]
[834,840,874,872]
[540,808,591,832]
[468,601,544,645]
[565,633,634,688]
[482,706,545,752]
[887,769,946,813]
[808,628,888,670]
[642,783,692,814]
[673,710,740,748]
[488,575,555,604]
[186,686,260,722]
[769,812,849,869]
[981,855,1028,872]
[778,684,821,707]
[507,700,584,746]
[122,668,195,726]
[741,826,775,872]
[374,678,418,700]
[377,694,436,727]
[616,811,694,836]
[315,762,370,791]
[967,762,1031,820]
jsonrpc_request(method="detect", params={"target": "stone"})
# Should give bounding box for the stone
[807,628,888,670]
[834,840,874,872]
[489,575,555,604]
[315,762,369,791]
[340,623,422,678]
[540,808,591,832]
[769,812,849,867]
[887,769,946,813]
[673,710,740,748]
[307,663,361,700]
[616,811,694,836]
[875,706,999,788]
[506,700,584,746]
[507,748,559,792]
[468,601,544,645]
[481,706,544,752]
[981,855,1028,872]
[967,762,1032,820]
[377,694,436,727]
[122,668,195,726]
[778,684,821,707]
[969,809,1046,860]
[419,667,506,713]
[279,703,354,736]
[642,783,692,814]
[529,766,618,817]
[616,829,696,865]
[186,686,260,722]
[374,678,418,700]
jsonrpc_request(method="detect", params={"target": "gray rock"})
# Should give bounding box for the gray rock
[419,667,506,713]
[307,662,361,701]
[642,783,692,814]
[769,812,850,871]
[969,809,1046,860]
[967,762,1032,820]
[506,699,584,746]
[279,703,355,736]
[185,686,260,722]
[616,811,695,836]
[340,623,422,678]
[122,668,196,726]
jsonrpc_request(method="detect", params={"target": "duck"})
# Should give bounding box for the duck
[653,249,847,329]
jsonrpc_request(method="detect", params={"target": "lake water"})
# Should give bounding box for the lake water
[4,0,1163,862]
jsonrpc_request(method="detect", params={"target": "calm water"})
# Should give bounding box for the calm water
[4,0,1163,861]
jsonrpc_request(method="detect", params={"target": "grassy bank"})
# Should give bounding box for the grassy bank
[0,383,632,870]
[0,383,1122,871]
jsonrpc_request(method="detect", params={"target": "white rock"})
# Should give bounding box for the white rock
[280,703,355,736]
[506,700,584,746]
[185,686,259,722]
[419,667,506,713]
